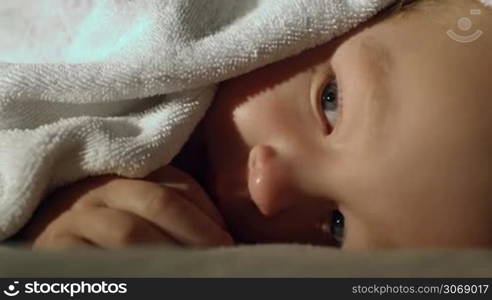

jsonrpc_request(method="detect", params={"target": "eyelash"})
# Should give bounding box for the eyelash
[319,77,343,134]
[330,209,345,247]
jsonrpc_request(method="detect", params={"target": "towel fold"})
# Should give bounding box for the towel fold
[0,0,397,240]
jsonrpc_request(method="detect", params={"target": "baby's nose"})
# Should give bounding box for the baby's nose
[247,145,300,216]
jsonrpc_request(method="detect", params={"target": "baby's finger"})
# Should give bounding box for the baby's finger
[72,208,178,248]
[101,181,234,247]
[146,166,227,229]
[33,234,93,250]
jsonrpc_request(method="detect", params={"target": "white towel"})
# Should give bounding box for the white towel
[0,0,398,240]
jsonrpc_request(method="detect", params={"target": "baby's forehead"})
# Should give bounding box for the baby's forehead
[220,0,488,99]
[218,41,335,98]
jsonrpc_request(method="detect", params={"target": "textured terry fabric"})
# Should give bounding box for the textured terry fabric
[0,0,401,240]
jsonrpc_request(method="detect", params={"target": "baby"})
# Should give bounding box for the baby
[18,0,492,249]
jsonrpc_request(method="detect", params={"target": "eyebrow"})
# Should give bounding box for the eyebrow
[359,37,393,80]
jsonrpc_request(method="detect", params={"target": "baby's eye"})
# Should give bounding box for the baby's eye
[330,209,345,246]
[321,79,339,127]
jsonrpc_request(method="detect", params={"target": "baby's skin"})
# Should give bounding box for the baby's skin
[19,0,492,249]
[20,166,233,249]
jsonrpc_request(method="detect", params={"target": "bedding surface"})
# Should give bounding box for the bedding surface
[1,245,492,277]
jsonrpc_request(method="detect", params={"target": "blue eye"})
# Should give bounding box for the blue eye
[330,209,345,245]
[321,80,339,126]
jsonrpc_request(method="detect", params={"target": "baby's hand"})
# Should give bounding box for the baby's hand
[20,166,234,249]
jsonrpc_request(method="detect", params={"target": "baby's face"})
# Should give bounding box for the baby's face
[203,1,492,248]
